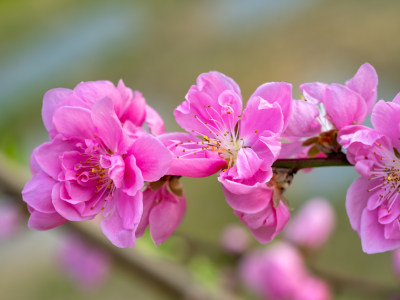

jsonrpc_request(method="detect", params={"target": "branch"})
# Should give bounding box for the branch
[272,155,352,170]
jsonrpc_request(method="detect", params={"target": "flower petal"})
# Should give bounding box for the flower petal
[52,183,92,221]
[174,71,242,136]
[323,84,367,129]
[299,82,327,104]
[250,202,290,244]
[149,192,186,246]
[235,148,263,179]
[241,97,284,146]
[42,88,72,133]
[100,208,136,248]
[360,209,400,253]
[130,135,172,182]
[22,172,57,213]
[371,100,400,149]
[53,106,96,140]
[283,100,321,138]
[249,82,292,129]
[136,187,157,237]
[123,155,144,196]
[91,97,124,153]
[27,208,66,230]
[345,63,378,113]
[34,135,75,179]
[118,85,147,126]
[145,105,166,136]
[220,178,271,214]
[117,190,143,230]
[346,177,370,233]
[158,132,226,177]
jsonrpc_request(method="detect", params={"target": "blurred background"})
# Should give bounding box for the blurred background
[1,0,400,299]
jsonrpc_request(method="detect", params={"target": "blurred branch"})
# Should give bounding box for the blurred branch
[309,263,400,298]
[0,152,244,300]
[272,155,352,170]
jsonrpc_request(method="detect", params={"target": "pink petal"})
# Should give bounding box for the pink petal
[149,192,186,246]
[34,135,75,179]
[42,88,72,133]
[360,209,400,253]
[338,125,384,165]
[73,80,121,108]
[53,106,96,140]
[136,187,157,237]
[241,97,284,145]
[117,190,143,230]
[345,63,378,113]
[392,91,400,104]
[100,155,125,188]
[371,100,400,149]
[235,148,263,179]
[91,97,124,153]
[284,100,321,138]
[52,183,92,221]
[299,82,327,104]
[145,105,166,136]
[28,208,66,230]
[100,208,136,248]
[249,82,292,129]
[123,155,144,196]
[220,178,271,214]
[174,71,242,136]
[346,177,369,232]
[323,84,367,129]
[251,131,281,166]
[250,202,290,244]
[22,172,57,213]
[118,87,147,126]
[158,132,226,177]
[168,157,226,177]
[130,135,172,182]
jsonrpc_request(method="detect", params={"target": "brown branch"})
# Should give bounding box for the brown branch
[272,155,352,170]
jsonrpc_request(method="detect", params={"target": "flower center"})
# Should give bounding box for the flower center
[177,104,244,168]
[368,147,400,214]
[75,146,116,211]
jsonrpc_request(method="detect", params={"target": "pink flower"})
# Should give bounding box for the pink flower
[338,93,400,253]
[22,81,172,248]
[57,235,111,290]
[240,242,331,300]
[282,63,378,159]
[170,71,292,243]
[0,199,21,240]
[284,198,336,250]
[220,224,250,254]
[136,176,186,246]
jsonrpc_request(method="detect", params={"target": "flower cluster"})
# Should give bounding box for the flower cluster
[22,62,400,256]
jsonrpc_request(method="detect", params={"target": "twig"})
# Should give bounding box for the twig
[272,155,352,170]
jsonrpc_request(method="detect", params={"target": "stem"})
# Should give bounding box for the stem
[272,155,352,170]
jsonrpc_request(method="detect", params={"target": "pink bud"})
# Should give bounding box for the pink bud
[284,198,336,249]
[220,224,250,254]
[57,235,111,290]
[0,200,21,240]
